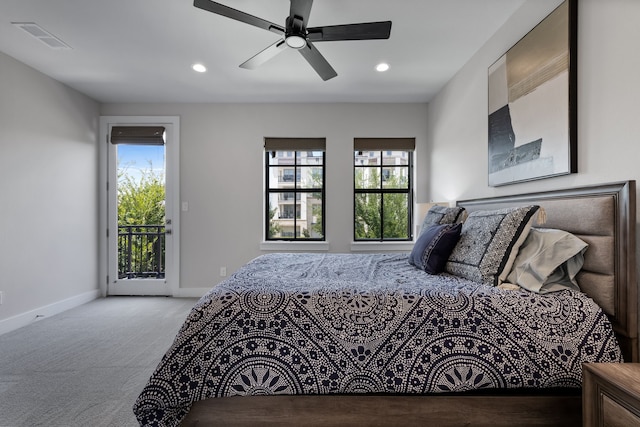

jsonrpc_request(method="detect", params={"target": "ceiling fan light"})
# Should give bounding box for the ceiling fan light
[285,35,306,49]
[376,63,390,72]
[192,63,207,73]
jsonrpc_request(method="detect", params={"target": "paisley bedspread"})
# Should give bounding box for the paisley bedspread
[133,253,622,426]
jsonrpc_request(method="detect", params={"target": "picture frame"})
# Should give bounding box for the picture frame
[487,0,577,187]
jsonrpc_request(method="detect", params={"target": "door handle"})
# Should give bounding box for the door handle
[166,229,172,235]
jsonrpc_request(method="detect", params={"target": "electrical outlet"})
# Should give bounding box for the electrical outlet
[220,267,227,277]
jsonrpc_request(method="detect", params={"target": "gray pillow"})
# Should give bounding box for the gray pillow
[506,228,588,293]
[445,205,539,286]
[420,205,465,235]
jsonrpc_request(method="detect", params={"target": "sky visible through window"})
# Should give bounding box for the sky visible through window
[117,144,165,183]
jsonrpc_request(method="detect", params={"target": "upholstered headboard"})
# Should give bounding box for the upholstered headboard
[457,181,637,362]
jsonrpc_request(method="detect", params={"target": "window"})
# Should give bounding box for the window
[265,138,325,241]
[354,138,415,241]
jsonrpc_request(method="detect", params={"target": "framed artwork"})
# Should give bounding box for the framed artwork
[488,0,577,187]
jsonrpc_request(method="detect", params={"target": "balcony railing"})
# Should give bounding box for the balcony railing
[118,225,165,279]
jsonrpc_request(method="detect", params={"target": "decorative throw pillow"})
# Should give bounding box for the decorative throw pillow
[409,223,462,274]
[445,205,540,286]
[419,206,466,235]
[506,228,588,293]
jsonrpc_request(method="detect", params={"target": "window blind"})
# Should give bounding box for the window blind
[353,137,415,151]
[110,126,166,145]
[264,137,326,151]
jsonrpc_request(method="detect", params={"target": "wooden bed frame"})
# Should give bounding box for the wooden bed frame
[182,181,637,427]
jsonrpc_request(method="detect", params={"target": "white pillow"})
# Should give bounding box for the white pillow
[506,228,588,293]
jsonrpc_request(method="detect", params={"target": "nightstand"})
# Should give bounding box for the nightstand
[583,363,640,426]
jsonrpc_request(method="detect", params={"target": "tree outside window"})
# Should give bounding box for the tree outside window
[353,139,414,241]
[265,138,325,241]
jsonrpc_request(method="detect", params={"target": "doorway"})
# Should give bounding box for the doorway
[100,116,180,296]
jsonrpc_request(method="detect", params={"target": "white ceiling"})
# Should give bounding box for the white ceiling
[0,0,529,104]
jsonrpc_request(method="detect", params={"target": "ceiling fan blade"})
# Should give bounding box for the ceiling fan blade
[194,0,284,35]
[298,41,337,81]
[289,0,313,27]
[307,21,392,42]
[239,39,287,69]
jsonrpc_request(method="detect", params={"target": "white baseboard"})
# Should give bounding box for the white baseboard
[0,290,100,336]
[173,287,210,298]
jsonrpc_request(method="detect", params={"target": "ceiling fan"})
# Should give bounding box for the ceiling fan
[193,0,392,81]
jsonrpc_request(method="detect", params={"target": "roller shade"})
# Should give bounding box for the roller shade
[264,137,326,151]
[110,126,165,145]
[354,138,415,151]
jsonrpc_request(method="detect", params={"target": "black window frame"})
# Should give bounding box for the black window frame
[265,142,326,242]
[353,142,414,242]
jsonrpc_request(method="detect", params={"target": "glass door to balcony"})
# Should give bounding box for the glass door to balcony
[104,117,179,296]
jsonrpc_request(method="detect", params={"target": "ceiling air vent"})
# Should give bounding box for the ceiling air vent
[12,22,72,50]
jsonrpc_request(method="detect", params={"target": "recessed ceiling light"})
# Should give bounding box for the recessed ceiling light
[376,63,390,72]
[192,63,207,73]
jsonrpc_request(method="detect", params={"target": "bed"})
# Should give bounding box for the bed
[134,181,637,427]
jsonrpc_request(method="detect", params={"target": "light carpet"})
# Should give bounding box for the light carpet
[0,296,198,427]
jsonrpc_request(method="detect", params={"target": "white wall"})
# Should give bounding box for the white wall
[2,0,636,327]
[0,51,100,331]
[426,0,640,283]
[426,0,640,201]
[100,103,428,290]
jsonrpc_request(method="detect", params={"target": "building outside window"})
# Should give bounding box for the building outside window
[354,138,415,241]
[265,138,325,241]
